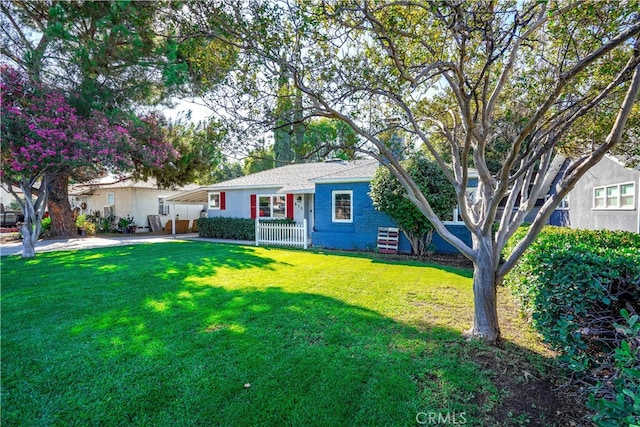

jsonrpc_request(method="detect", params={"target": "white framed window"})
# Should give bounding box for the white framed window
[107,192,115,206]
[332,190,353,223]
[258,195,286,218]
[444,189,476,224]
[620,183,635,208]
[593,182,635,209]
[558,194,570,210]
[209,192,221,210]
[606,186,619,208]
[594,187,605,208]
[158,198,170,215]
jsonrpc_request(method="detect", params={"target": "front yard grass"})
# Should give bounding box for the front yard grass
[2,241,560,426]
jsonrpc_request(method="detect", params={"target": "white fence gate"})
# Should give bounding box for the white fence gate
[255,218,308,249]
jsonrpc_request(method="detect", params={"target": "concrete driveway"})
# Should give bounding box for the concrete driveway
[0,233,254,257]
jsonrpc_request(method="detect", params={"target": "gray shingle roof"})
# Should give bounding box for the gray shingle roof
[162,159,379,204]
[311,160,379,183]
[208,159,379,192]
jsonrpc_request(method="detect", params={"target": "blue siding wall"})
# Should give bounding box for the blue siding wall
[313,182,397,252]
[431,224,472,254]
[312,182,472,255]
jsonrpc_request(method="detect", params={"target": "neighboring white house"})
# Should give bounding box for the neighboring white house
[563,155,639,233]
[69,175,202,233]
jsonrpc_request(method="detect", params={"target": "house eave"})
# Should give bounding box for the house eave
[207,184,283,191]
[310,177,372,184]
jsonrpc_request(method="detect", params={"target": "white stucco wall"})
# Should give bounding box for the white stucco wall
[568,156,639,232]
[77,187,204,232]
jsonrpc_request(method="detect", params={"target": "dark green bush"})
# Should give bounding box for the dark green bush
[196,217,256,240]
[503,226,640,425]
[587,309,640,427]
[196,217,296,241]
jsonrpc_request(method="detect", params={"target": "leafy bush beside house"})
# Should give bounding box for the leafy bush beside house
[369,154,457,255]
[75,214,96,235]
[503,226,640,425]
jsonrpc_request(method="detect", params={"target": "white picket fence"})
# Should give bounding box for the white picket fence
[255,218,308,249]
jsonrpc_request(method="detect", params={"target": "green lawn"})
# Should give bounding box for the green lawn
[1,241,553,426]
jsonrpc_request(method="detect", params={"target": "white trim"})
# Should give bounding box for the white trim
[557,194,570,210]
[546,193,570,211]
[620,182,636,209]
[257,194,287,219]
[312,177,372,184]
[592,181,636,210]
[208,192,222,210]
[162,185,279,204]
[256,218,308,249]
[445,187,477,224]
[206,184,281,192]
[443,207,464,224]
[158,197,170,215]
[332,190,353,223]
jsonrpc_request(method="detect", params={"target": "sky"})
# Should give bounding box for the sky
[163,97,213,124]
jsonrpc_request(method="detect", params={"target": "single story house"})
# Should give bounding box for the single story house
[69,175,201,232]
[164,159,475,254]
[558,155,639,232]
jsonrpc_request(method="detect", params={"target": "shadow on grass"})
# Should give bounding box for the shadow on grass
[305,246,474,279]
[1,242,560,426]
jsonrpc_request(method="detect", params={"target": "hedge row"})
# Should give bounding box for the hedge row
[196,217,296,241]
[503,226,640,426]
[196,217,255,240]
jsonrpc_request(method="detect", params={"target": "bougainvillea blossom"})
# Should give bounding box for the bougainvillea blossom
[1,66,136,179]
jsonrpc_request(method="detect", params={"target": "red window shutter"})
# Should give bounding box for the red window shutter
[250,194,257,219]
[286,194,294,220]
[220,192,226,210]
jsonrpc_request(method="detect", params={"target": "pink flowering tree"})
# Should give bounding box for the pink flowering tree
[0,65,173,257]
[43,111,179,239]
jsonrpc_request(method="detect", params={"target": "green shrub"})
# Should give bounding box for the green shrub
[39,217,52,238]
[75,214,97,235]
[197,217,296,240]
[117,215,134,230]
[503,226,640,425]
[196,217,256,240]
[587,309,640,427]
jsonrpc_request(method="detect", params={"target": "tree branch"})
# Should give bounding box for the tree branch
[499,56,640,281]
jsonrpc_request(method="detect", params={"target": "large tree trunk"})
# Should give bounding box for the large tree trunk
[14,176,48,259]
[467,235,501,342]
[47,173,76,238]
[20,222,37,258]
